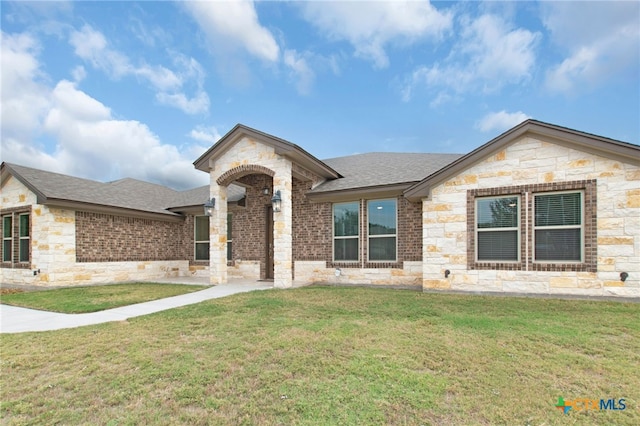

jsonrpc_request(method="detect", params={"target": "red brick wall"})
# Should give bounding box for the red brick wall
[290,180,423,266]
[232,174,272,278]
[75,212,192,262]
[292,178,332,261]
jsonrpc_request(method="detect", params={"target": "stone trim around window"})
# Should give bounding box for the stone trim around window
[0,207,32,269]
[467,179,597,272]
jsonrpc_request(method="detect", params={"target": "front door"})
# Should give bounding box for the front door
[265,205,274,279]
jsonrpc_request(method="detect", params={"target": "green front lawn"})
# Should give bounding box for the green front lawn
[1,287,638,425]
[0,283,209,313]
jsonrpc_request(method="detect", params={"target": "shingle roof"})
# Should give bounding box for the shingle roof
[1,163,245,216]
[312,152,464,193]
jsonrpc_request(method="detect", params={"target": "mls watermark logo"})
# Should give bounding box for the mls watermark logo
[555,396,626,414]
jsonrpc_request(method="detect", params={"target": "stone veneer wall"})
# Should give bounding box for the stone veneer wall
[207,136,294,286]
[1,175,194,286]
[422,136,640,297]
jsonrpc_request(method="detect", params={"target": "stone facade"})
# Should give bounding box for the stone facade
[1,175,195,286]
[206,136,294,287]
[422,136,639,297]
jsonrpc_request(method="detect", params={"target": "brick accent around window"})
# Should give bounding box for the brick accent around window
[467,179,597,272]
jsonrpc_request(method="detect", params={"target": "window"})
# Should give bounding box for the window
[368,199,397,261]
[2,215,11,262]
[468,180,596,272]
[19,214,29,262]
[534,191,582,262]
[333,202,359,261]
[476,196,519,262]
[227,213,232,261]
[194,216,209,261]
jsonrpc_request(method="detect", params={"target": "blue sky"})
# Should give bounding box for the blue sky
[1,1,638,190]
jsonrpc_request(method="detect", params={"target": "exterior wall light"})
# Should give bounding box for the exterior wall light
[204,198,215,216]
[271,190,282,213]
[262,187,270,195]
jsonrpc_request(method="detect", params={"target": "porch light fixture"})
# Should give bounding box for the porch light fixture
[271,190,282,213]
[203,198,215,216]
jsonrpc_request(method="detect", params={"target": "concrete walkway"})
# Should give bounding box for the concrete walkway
[1,281,273,334]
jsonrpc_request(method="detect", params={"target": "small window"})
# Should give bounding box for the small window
[194,216,209,261]
[476,196,519,262]
[368,199,397,261]
[333,202,359,261]
[534,191,582,262]
[2,215,11,262]
[19,214,29,262]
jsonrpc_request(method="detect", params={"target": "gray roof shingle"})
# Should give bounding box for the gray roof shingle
[2,163,244,216]
[3,152,462,214]
[313,152,463,193]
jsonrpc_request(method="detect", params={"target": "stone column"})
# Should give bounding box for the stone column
[209,179,228,285]
[273,164,293,288]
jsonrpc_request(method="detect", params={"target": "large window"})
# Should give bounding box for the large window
[476,196,519,262]
[534,191,582,262]
[194,216,209,261]
[468,180,596,272]
[2,215,11,262]
[368,199,397,261]
[333,202,359,261]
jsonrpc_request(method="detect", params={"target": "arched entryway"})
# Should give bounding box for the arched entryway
[218,166,277,281]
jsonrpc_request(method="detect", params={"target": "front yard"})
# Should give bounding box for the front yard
[1,286,638,425]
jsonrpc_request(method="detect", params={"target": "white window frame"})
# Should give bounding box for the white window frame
[475,195,520,263]
[332,202,360,262]
[194,215,210,261]
[533,190,584,263]
[367,199,398,262]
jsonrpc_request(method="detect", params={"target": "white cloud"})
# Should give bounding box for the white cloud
[401,13,539,102]
[475,110,530,133]
[0,32,51,147]
[182,0,279,63]
[300,1,452,68]
[71,65,86,82]
[69,25,209,114]
[43,80,208,189]
[542,2,639,93]
[188,126,222,144]
[284,49,315,95]
[1,32,208,190]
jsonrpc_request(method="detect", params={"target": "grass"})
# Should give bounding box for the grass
[1,286,638,425]
[0,283,209,313]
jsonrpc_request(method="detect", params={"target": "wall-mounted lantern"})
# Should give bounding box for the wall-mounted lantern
[204,198,215,216]
[271,190,282,213]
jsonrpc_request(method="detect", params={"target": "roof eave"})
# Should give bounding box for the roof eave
[404,119,640,202]
[44,199,185,222]
[193,124,341,180]
[1,162,48,203]
[307,182,417,203]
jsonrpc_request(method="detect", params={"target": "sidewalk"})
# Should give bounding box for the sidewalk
[1,281,272,334]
